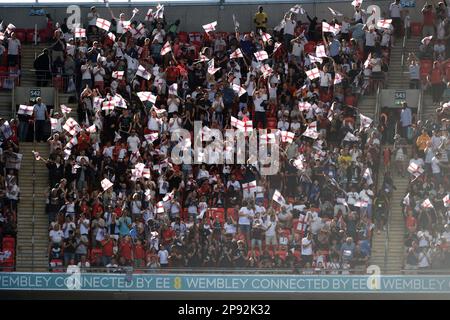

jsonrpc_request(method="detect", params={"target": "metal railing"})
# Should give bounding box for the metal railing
[417,87,424,122]
[0,265,370,275]
[400,26,407,70]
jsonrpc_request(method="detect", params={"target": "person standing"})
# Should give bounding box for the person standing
[399,102,412,141]
[389,0,402,45]
[33,97,49,142]
[33,49,51,87]
[254,6,268,33]
[7,32,21,69]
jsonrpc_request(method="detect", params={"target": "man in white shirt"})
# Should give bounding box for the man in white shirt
[127,130,141,153]
[87,6,99,33]
[253,89,267,129]
[400,102,412,139]
[301,232,313,266]
[283,12,296,52]
[239,201,255,242]
[359,184,374,218]
[364,25,377,55]
[389,0,402,44]
[7,32,21,67]
[158,245,169,267]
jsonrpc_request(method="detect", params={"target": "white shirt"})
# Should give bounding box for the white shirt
[238,207,254,225]
[93,66,105,82]
[301,237,313,255]
[127,135,140,152]
[319,72,332,87]
[81,64,92,80]
[365,31,376,47]
[158,249,169,264]
[253,94,267,112]
[284,19,296,35]
[264,219,277,237]
[389,2,401,18]
[79,218,90,235]
[292,41,304,57]
[7,38,20,55]
[431,156,441,174]
[88,11,99,26]
[224,222,237,234]
[359,189,374,204]
[49,230,64,243]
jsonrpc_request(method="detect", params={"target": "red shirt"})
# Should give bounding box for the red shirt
[162,228,175,245]
[430,67,443,84]
[165,66,180,83]
[423,10,435,26]
[406,216,417,230]
[134,244,145,260]
[120,242,132,260]
[101,239,114,257]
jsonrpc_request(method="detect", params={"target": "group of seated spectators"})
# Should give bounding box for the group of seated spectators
[401,3,450,271]
[6,2,404,273]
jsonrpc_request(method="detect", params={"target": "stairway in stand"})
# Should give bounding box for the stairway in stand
[387,37,420,90]
[15,142,50,271]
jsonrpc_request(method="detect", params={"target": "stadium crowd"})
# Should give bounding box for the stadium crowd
[2,1,404,272]
[400,0,450,272]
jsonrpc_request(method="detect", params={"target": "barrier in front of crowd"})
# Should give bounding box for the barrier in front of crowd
[1,272,450,293]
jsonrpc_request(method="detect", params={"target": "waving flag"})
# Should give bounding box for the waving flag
[328,7,343,16]
[136,65,151,80]
[169,83,178,95]
[101,178,113,191]
[107,32,116,42]
[74,28,86,38]
[421,36,433,46]
[359,113,373,128]
[96,18,111,31]
[93,97,104,110]
[334,73,343,85]
[86,125,96,133]
[160,41,172,56]
[273,42,282,53]
[309,54,323,64]
[315,45,327,58]
[352,0,363,6]
[272,189,286,205]
[207,59,221,75]
[145,8,154,21]
[101,100,115,111]
[112,71,124,80]
[407,162,424,177]
[230,48,243,59]
[322,21,335,33]
[305,68,320,80]
[242,181,257,198]
[443,194,450,207]
[403,193,410,206]
[236,120,253,134]
[232,84,246,97]
[344,132,359,142]
[50,118,58,131]
[137,91,157,104]
[422,198,434,209]
[18,105,34,116]
[363,168,373,185]
[280,131,295,143]
[261,64,273,78]
[230,116,242,129]
[260,31,272,43]
[254,50,268,61]
[63,118,81,136]
[303,128,319,139]
[377,19,392,29]
[203,21,217,33]
[144,133,159,143]
[298,101,312,111]
[60,104,72,114]
[292,155,306,170]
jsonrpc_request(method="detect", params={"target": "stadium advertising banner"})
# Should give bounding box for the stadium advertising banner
[2,273,450,293]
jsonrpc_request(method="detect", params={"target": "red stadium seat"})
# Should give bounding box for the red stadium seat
[2,237,15,250]
[411,22,422,37]
[345,95,357,107]
[207,208,225,224]
[14,30,26,43]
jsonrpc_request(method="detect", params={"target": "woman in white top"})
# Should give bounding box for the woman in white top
[319,65,332,94]
[80,61,93,89]
[167,95,181,115]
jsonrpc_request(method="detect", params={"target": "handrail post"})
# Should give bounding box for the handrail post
[31,119,36,272]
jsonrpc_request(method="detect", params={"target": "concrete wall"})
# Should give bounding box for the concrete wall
[381,89,420,109]
[0,0,427,32]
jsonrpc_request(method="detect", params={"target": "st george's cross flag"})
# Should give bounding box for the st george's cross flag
[254,50,269,61]
[63,118,81,136]
[18,105,34,116]
[306,68,320,80]
[315,45,327,58]
[230,48,244,59]
[422,198,434,209]
[242,181,257,198]
[443,194,450,207]
[136,65,151,80]
[377,19,392,29]
[74,28,86,38]
[160,41,172,56]
[202,21,217,33]
[96,18,111,32]
[272,189,286,205]
[232,84,246,97]
[112,71,124,80]
[137,91,157,104]
[207,59,221,75]
[407,162,424,177]
[280,131,295,143]
[359,113,373,128]
[298,101,312,111]
[309,54,323,64]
